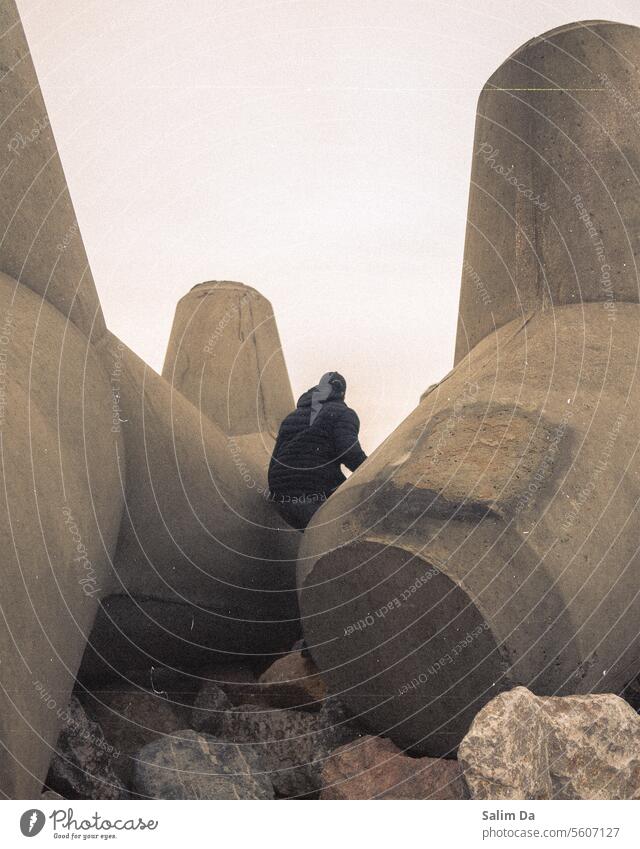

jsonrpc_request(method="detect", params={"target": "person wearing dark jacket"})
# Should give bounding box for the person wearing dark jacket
[268,371,367,530]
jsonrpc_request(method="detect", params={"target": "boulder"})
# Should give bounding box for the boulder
[258,651,327,711]
[320,736,468,799]
[318,696,363,732]
[219,704,360,798]
[459,687,640,800]
[46,697,128,800]
[132,729,274,799]
[81,688,187,784]
[191,683,230,733]
[200,664,264,706]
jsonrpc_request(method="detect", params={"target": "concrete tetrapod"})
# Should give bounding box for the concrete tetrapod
[297,20,640,757]
[0,0,299,795]
[81,317,300,679]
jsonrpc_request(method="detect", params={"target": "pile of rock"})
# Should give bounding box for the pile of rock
[44,650,368,800]
[42,653,640,800]
[459,687,640,800]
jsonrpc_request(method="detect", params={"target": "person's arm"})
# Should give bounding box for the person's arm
[333,407,367,472]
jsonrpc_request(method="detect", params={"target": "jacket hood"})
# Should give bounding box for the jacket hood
[297,373,346,414]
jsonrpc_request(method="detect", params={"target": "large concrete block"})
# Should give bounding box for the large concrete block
[298,20,640,757]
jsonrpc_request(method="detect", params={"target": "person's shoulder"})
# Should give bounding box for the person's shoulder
[327,401,359,422]
[281,407,304,427]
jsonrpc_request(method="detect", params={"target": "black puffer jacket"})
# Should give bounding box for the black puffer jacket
[268,389,367,498]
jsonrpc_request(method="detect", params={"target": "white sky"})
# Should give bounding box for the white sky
[17,0,640,450]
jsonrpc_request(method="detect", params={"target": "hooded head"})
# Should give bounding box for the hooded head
[310,371,346,424]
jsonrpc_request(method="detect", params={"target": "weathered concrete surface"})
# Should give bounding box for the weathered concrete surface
[0,0,105,340]
[0,276,299,796]
[455,20,640,363]
[0,272,123,797]
[76,280,300,675]
[459,687,640,799]
[78,331,299,676]
[298,20,640,759]
[162,281,293,439]
[299,304,640,756]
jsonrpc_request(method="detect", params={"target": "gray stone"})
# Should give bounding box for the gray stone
[191,683,230,733]
[46,697,128,800]
[459,687,640,800]
[219,704,360,798]
[133,729,274,800]
[82,687,188,785]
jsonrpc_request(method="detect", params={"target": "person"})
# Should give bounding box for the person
[268,371,367,530]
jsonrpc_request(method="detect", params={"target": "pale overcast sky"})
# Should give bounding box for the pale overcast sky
[17,0,640,449]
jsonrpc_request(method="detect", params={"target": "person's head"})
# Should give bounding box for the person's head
[318,371,346,401]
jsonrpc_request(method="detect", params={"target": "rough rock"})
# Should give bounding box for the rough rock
[191,682,230,733]
[200,664,264,706]
[318,697,370,744]
[219,704,360,798]
[132,729,274,800]
[46,696,128,800]
[319,735,468,799]
[459,687,640,800]
[82,687,187,784]
[258,651,327,711]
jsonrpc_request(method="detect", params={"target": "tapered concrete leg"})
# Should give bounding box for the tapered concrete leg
[0,0,105,340]
[0,0,115,795]
[162,281,294,439]
[161,280,296,506]
[455,19,640,362]
[298,20,640,757]
[0,273,123,797]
